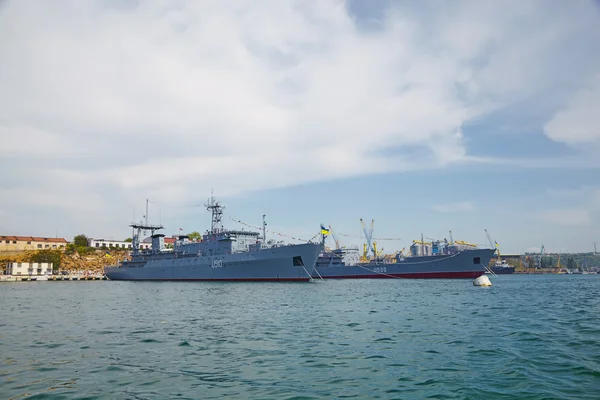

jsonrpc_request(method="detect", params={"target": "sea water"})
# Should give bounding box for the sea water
[1,275,599,399]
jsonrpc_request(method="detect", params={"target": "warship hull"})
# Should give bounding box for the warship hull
[314,248,495,279]
[105,243,321,282]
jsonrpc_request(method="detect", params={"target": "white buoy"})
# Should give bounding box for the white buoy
[473,275,492,287]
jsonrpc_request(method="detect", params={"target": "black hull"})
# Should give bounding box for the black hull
[491,266,515,274]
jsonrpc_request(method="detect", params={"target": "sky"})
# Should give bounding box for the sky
[1,0,599,255]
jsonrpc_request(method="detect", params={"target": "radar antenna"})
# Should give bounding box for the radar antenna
[205,194,225,234]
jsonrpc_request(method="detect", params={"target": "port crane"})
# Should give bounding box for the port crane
[328,225,341,250]
[536,245,545,269]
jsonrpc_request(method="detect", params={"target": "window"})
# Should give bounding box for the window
[27,241,31,244]
[52,245,56,248]
[95,243,99,247]
[473,257,481,264]
[12,241,16,244]
[4,240,8,244]
[37,244,42,248]
[45,244,50,248]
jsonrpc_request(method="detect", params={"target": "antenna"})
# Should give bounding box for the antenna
[262,214,267,243]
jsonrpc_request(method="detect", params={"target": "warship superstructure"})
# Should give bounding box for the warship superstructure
[104,197,320,281]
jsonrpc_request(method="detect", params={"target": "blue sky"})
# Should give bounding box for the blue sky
[1,0,599,254]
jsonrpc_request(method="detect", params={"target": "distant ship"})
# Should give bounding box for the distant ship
[314,239,496,279]
[104,196,320,282]
[489,260,516,275]
[484,234,515,274]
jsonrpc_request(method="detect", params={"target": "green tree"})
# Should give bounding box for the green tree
[30,250,62,272]
[124,238,133,243]
[73,234,88,247]
[64,243,76,254]
[567,257,577,271]
[188,231,202,241]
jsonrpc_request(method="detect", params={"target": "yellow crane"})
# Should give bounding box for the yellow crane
[412,239,432,245]
[361,243,368,262]
[455,240,478,247]
[373,241,384,258]
[557,251,563,271]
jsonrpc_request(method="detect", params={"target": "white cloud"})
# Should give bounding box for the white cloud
[0,0,599,237]
[544,74,600,145]
[537,209,592,227]
[431,202,473,213]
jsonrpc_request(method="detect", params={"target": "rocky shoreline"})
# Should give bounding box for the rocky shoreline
[0,249,130,275]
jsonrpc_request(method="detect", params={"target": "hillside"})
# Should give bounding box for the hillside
[0,249,131,274]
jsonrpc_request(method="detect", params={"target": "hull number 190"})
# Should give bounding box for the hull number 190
[212,260,223,268]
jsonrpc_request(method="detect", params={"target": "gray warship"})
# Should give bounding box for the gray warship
[314,235,495,279]
[104,196,320,281]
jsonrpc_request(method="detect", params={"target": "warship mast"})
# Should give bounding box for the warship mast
[205,194,224,234]
[129,222,163,255]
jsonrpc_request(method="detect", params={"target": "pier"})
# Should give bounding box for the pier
[0,274,107,282]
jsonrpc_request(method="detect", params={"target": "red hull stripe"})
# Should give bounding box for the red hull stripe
[109,277,311,282]
[320,271,485,279]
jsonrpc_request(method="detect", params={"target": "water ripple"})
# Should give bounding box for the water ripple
[1,276,599,398]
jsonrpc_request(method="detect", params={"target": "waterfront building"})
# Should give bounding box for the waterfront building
[87,238,151,250]
[88,236,177,251]
[4,262,53,276]
[0,236,68,252]
[141,236,176,248]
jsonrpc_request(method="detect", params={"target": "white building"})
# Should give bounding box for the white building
[5,262,53,276]
[87,238,151,250]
